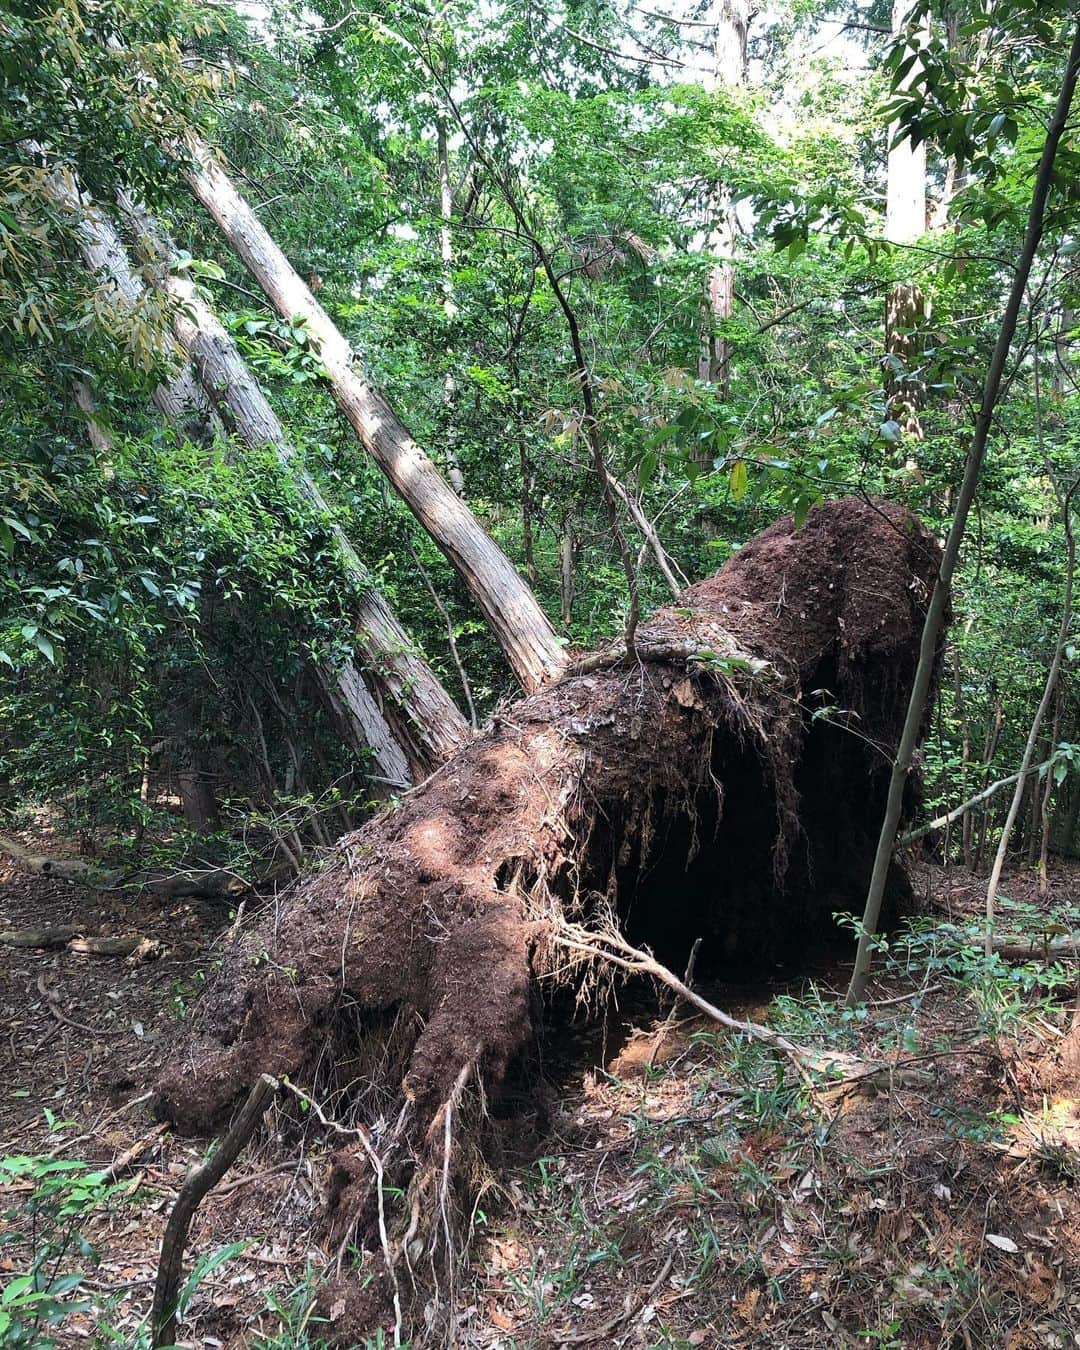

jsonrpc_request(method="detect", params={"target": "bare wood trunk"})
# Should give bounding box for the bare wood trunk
[123,199,470,778]
[182,141,566,692]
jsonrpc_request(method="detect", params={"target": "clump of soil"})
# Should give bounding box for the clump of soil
[153,497,944,1337]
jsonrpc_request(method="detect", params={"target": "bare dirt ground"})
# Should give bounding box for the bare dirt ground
[3,849,1080,1347]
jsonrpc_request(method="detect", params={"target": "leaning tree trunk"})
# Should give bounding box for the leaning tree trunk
[29,154,220,441]
[122,197,470,778]
[154,498,943,1343]
[35,154,416,787]
[180,137,567,692]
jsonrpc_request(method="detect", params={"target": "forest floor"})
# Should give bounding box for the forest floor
[3,845,1080,1348]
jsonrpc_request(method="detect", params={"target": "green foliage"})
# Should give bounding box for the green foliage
[3,0,1080,871]
[0,1134,125,1346]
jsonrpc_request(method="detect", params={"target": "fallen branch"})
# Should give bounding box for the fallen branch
[900,752,1065,845]
[1,926,75,949]
[546,923,932,1092]
[151,1073,279,1348]
[1,928,159,959]
[103,1122,168,1183]
[0,834,115,884]
[989,935,1080,961]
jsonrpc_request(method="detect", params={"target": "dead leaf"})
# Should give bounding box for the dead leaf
[735,1287,761,1323]
[487,1303,515,1331]
[1023,1261,1059,1308]
[986,1234,1020,1254]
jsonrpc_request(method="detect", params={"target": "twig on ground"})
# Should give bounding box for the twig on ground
[36,972,123,1038]
[549,1252,675,1344]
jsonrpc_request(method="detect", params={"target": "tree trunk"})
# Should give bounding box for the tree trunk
[181,140,567,692]
[847,17,1080,1004]
[32,155,220,441]
[155,499,941,1341]
[177,757,220,833]
[71,379,112,457]
[985,502,1075,950]
[696,1,749,400]
[559,520,577,626]
[123,198,470,779]
[436,117,466,496]
[884,0,930,435]
[35,152,423,788]
[1054,774,1080,856]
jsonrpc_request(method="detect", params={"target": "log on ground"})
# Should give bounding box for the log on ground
[152,498,944,1336]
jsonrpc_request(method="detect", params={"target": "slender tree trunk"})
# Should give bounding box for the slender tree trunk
[123,198,470,778]
[1055,305,1075,398]
[436,118,466,496]
[520,432,537,586]
[884,0,930,436]
[985,502,1075,951]
[181,140,567,692]
[1039,683,1064,894]
[846,19,1080,1005]
[696,1,749,400]
[952,645,974,868]
[559,522,576,628]
[973,691,1004,869]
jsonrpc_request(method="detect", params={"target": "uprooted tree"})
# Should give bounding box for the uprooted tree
[152,497,944,1337]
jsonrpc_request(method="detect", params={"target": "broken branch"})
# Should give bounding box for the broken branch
[151,1073,278,1348]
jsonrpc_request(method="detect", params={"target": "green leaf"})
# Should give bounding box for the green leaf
[729,459,748,502]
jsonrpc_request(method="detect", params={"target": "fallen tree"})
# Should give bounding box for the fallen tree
[153,498,944,1341]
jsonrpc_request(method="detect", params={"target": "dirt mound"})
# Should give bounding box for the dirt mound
[153,497,944,1339]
